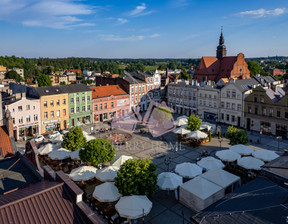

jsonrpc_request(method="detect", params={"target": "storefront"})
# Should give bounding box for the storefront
[43,119,60,133]
[204,112,217,122]
[17,123,39,140]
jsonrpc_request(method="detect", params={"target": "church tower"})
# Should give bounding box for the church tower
[216,28,227,60]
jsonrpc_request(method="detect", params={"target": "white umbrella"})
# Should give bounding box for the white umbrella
[38,143,61,155]
[83,131,96,141]
[197,156,225,170]
[50,134,63,144]
[175,162,202,178]
[230,144,254,156]
[115,195,152,219]
[187,130,208,139]
[216,150,241,162]
[112,155,133,168]
[93,182,122,202]
[237,157,264,170]
[48,148,71,160]
[96,166,119,182]
[69,166,97,181]
[173,127,191,135]
[177,115,189,120]
[70,148,83,160]
[252,149,279,162]
[157,172,183,190]
[175,118,188,126]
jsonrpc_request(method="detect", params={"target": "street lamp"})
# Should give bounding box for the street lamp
[219,137,223,150]
[251,121,254,135]
[276,136,282,151]
[164,156,172,171]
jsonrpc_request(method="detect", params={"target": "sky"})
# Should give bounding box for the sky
[0,0,287,58]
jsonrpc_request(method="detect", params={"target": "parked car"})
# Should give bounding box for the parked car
[35,135,45,142]
[48,131,61,139]
[61,130,69,135]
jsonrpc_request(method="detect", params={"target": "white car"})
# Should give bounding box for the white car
[48,131,61,139]
[61,130,69,135]
[35,135,44,142]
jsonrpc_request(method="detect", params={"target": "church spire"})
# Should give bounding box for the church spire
[216,27,226,60]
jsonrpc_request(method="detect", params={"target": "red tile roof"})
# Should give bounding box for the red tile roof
[90,85,128,98]
[0,126,13,157]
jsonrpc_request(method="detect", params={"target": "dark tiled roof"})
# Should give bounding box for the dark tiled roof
[0,180,89,224]
[34,84,91,96]
[0,126,13,158]
[234,78,259,92]
[0,155,42,195]
[59,84,91,93]
[123,75,145,84]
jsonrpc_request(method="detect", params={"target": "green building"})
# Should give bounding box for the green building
[61,84,93,127]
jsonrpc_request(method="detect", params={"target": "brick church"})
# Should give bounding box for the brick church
[194,30,250,82]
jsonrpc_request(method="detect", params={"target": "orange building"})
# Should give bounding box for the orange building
[90,85,130,122]
[194,31,250,82]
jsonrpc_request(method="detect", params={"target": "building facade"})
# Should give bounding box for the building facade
[4,94,41,141]
[90,85,130,122]
[0,65,6,80]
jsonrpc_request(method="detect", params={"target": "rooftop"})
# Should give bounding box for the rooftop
[90,85,128,98]
[262,156,288,179]
[0,126,14,158]
[34,84,91,96]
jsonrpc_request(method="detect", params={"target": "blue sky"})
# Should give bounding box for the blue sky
[0,0,287,58]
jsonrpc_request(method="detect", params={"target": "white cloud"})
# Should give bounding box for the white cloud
[128,3,154,17]
[237,8,285,18]
[100,34,145,42]
[0,0,96,29]
[117,18,128,24]
[171,0,190,8]
[150,33,160,38]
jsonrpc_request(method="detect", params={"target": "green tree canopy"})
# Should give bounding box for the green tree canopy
[247,61,262,77]
[187,114,202,131]
[179,68,188,80]
[5,70,22,82]
[225,126,248,145]
[62,127,87,151]
[126,63,145,72]
[37,73,52,87]
[115,158,157,196]
[79,139,115,166]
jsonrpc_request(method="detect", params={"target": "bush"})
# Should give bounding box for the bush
[225,126,248,145]
[62,127,87,151]
[79,139,115,166]
[187,114,202,131]
[115,158,157,196]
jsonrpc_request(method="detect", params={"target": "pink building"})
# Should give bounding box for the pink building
[4,93,41,141]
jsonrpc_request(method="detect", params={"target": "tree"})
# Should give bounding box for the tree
[60,81,66,85]
[179,68,188,80]
[115,158,157,196]
[37,73,52,87]
[62,127,87,151]
[79,139,115,166]
[225,126,248,145]
[247,61,262,77]
[187,114,202,131]
[5,70,22,82]
[126,63,145,72]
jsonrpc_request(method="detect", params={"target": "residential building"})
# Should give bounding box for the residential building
[194,31,250,82]
[197,81,222,122]
[267,68,286,77]
[4,93,41,141]
[90,85,130,122]
[0,65,6,79]
[244,83,288,138]
[83,70,93,76]
[61,84,92,127]
[167,79,198,115]
[7,68,24,79]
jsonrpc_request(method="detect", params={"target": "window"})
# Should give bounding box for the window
[13,118,15,124]
[50,100,54,106]
[82,106,85,112]
[254,97,257,103]
[63,99,66,105]
[232,91,236,98]
[77,107,80,112]
[82,97,85,102]
[248,106,251,113]
[26,105,30,110]
[132,95,134,102]
[209,94,211,99]
[232,103,235,110]
[221,102,224,108]
[44,112,48,119]
[71,108,74,114]
[226,91,230,98]
[12,108,15,112]
[269,108,273,117]
[237,104,241,111]
[76,97,79,102]
[44,101,47,108]
[111,102,114,108]
[255,107,258,115]
[131,86,134,93]
[87,96,90,101]
[214,95,216,99]
[57,110,60,117]
[232,115,235,122]
[209,102,212,107]
[18,106,23,111]
[260,97,264,103]
[135,86,137,93]
[71,98,74,103]
[204,94,207,98]
[214,103,217,108]
[135,95,138,102]
[285,112,288,119]
[221,113,224,120]
[262,107,266,116]
[200,100,202,105]
[63,109,66,116]
[226,114,229,121]
[87,105,91,111]
[104,103,107,109]
[100,104,102,110]
[142,85,145,91]
[199,93,202,97]
[277,110,281,118]
[95,105,98,111]
[34,114,38,121]
[226,102,230,109]
[19,116,23,124]
[51,111,54,118]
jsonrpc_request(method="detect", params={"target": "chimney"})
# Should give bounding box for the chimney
[21,92,26,98]
[166,67,169,79]
[15,93,21,100]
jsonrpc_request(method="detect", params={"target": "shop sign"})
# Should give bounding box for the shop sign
[42,119,60,124]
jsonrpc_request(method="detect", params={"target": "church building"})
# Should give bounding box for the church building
[194,30,250,82]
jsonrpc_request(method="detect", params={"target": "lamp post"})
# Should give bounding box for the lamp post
[276,136,282,151]
[164,157,172,172]
[259,129,262,144]
[251,121,254,135]
[219,137,223,150]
